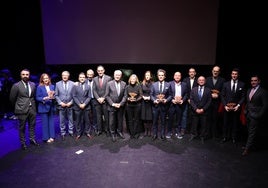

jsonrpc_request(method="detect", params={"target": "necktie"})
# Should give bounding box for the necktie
[232,80,236,92]
[249,88,255,100]
[99,77,103,88]
[160,82,163,93]
[80,83,84,91]
[116,82,120,96]
[26,82,29,97]
[198,86,202,100]
[64,82,67,91]
[89,80,93,98]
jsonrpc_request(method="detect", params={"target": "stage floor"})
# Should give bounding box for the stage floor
[0,115,267,188]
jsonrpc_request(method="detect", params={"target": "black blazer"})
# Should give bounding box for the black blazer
[72,83,91,111]
[221,80,245,106]
[190,86,212,113]
[205,76,225,102]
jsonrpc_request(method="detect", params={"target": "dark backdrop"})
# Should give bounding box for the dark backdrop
[2,0,267,87]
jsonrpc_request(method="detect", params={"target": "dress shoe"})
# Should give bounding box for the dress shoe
[201,137,205,144]
[112,135,116,142]
[160,136,166,141]
[30,139,40,146]
[181,129,185,136]
[118,132,125,139]
[21,143,27,150]
[96,131,102,136]
[69,133,74,138]
[152,135,158,141]
[242,149,249,156]
[220,138,227,143]
[188,135,195,142]
[232,139,236,144]
[86,134,93,139]
[61,135,65,141]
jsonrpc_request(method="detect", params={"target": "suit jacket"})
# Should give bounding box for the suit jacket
[182,77,198,95]
[105,80,127,111]
[9,80,36,114]
[150,81,172,105]
[205,76,225,102]
[36,84,55,113]
[93,74,112,99]
[168,81,188,104]
[72,83,91,111]
[245,86,268,119]
[190,86,212,112]
[55,80,75,109]
[221,80,245,106]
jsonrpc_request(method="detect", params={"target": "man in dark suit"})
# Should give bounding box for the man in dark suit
[221,68,245,144]
[205,65,226,140]
[105,70,127,142]
[166,71,188,139]
[9,68,39,150]
[182,67,198,134]
[72,72,92,140]
[189,76,212,143]
[150,69,172,140]
[86,69,97,135]
[242,74,268,156]
[93,65,112,136]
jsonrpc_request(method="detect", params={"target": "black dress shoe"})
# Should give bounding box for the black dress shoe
[69,133,74,138]
[75,135,81,141]
[160,136,166,141]
[61,135,65,141]
[242,149,249,156]
[220,138,227,143]
[86,134,93,139]
[112,135,116,142]
[30,139,40,146]
[21,144,27,150]
[96,131,102,136]
[188,135,195,142]
[152,135,158,141]
[118,132,125,139]
[201,137,205,144]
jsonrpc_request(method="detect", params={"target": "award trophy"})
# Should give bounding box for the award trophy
[211,89,220,94]
[226,102,236,110]
[129,92,137,102]
[48,90,55,99]
[174,96,182,104]
[157,93,165,103]
[211,89,220,98]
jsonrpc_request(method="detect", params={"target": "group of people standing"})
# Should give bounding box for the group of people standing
[9,65,267,156]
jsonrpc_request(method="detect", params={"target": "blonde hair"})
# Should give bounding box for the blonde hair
[128,74,139,85]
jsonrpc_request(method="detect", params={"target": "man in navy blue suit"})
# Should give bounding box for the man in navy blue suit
[166,71,188,139]
[188,76,212,144]
[150,69,172,140]
[221,68,245,144]
[72,72,92,140]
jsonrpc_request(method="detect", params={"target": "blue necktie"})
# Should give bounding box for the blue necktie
[198,86,202,100]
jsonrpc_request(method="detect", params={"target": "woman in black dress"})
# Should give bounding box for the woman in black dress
[140,71,154,136]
